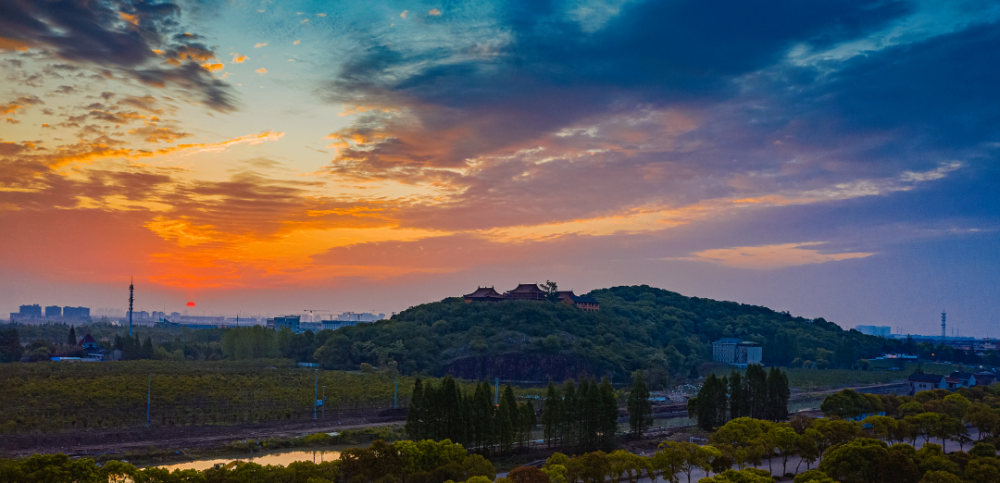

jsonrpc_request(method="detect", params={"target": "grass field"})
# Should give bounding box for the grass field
[713,361,969,391]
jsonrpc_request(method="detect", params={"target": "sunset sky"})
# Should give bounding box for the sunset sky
[1,0,997,336]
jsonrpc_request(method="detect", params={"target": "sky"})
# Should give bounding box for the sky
[0,0,997,336]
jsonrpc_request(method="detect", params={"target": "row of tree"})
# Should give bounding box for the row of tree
[405,377,537,455]
[538,377,621,453]
[688,365,791,430]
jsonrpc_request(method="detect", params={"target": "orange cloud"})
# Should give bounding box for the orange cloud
[231,54,248,63]
[201,62,224,72]
[0,37,31,51]
[673,242,873,269]
[254,42,267,48]
[118,12,139,25]
[256,67,267,74]
[0,96,44,115]
[429,9,441,15]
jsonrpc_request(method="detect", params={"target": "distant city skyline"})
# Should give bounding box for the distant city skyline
[1,1,997,337]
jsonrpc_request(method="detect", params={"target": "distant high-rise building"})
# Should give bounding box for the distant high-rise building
[44,305,62,318]
[18,304,42,319]
[63,306,91,319]
[855,325,891,337]
[268,315,301,331]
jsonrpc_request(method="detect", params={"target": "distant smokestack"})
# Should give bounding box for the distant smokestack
[941,311,946,341]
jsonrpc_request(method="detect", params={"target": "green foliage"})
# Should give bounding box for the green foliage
[303,285,903,380]
[821,389,883,419]
[699,468,774,483]
[0,327,24,362]
[626,370,653,438]
[539,377,620,453]
[691,365,790,430]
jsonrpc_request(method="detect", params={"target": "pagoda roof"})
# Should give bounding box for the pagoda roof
[78,334,97,346]
[464,286,505,298]
[508,283,544,293]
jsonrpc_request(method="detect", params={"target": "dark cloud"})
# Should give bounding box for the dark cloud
[0,0,238,111]
[321,0,914,177]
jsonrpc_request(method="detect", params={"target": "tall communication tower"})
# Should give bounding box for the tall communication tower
[941,311,946,341]
[128,277,134,337]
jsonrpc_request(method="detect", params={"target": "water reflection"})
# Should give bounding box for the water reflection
[153,449,341,472]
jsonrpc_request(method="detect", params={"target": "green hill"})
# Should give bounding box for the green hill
[314,285,902,383]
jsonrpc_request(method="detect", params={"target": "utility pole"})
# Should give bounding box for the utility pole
[146,373,151,428]
[128,277,134,337]
[314,369,318,420]
[322,386,326,418]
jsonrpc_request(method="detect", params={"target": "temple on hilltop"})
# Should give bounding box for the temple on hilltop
[462,283,599,311]
[506,283,547,301]
[463,286,506,303]
[556,291,600,312]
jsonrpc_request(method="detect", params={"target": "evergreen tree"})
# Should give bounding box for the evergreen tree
[729,370,747,420]
[766,367,790,421]
[599,377,619,451]
[496,384,517,454]
[67,326,77,346]
[627,370,653,439]
[745,364,768,419]
[563,380,578,447]
[692,374,727,431]
[542,382,562,448]
[518,401,536,449]
[0,328,24,363]
[142,336,154,359]
[405,378,424,440]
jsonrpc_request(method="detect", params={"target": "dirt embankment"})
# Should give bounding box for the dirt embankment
[0,409,406,459]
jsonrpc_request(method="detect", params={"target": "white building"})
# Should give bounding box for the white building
[713,338,763,367]
[855,325,891,337]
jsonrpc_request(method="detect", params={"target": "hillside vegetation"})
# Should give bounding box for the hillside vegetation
[313,285,901,382]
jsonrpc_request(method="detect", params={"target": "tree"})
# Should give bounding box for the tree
[657,442,718,483]
[818,438,889,483]
[728,371,747,420]
[405,379,424,440]
[142,336,154,359]
[766,367,790,421]
[770,424,799,475]
[699,468,774,483]
[692,374,727,431]
[918,471,962,483]
[794,469,835,483]
[627,371,653,439]
[67,326,77,346]
[0,328,24,363]
[508,466,550,483]
[963,458,1000,483]
[744,365,768,420]
[497,384,518,454]
[543,280,559,302]
[542,382,562,448]
[709,418,770,470]
[608,450,650,483]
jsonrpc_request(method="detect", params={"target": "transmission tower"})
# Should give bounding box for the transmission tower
[941,311,946,341]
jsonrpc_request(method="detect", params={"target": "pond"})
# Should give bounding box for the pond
[151,448,342,472]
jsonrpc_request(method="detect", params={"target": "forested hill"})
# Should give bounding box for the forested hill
[316,285,899,383]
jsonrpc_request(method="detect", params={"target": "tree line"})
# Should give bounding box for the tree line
[406,377,537,456]
[688,365,791,431]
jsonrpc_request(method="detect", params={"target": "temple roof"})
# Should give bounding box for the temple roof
[464,286,505,298]
[78,334,97,346]
[508,283,544,294]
